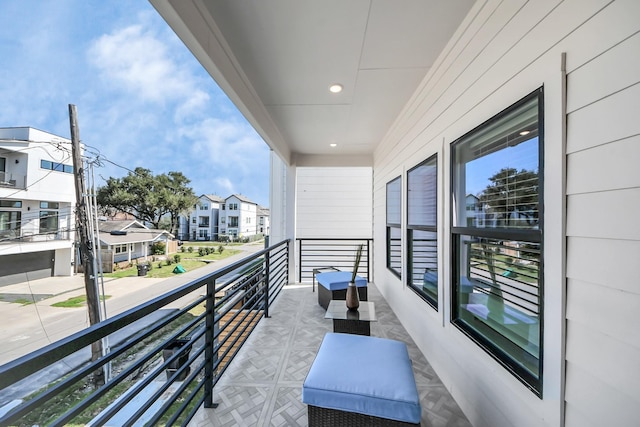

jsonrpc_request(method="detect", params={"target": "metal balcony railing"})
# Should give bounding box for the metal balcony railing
[0,171,26,189]
[296,238,372,283]
[0,239,290,426]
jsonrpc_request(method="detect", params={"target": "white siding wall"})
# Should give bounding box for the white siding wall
[296,166,372,238]
[563,1,640,424]
[372,1,639,427]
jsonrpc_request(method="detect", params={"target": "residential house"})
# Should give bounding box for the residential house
[0,127,75,285]
[257,205,270,236]
[97,219,173,269]
[219,194,259,240]
[178,194,224,241]
[151,1,640,426]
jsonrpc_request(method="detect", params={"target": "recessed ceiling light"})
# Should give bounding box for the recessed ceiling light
[329,84,343,93]
[330,143,337,147]
[519,130,531,136]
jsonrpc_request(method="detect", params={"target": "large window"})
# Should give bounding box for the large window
[39,201,60,234]
[451,88,543,395]
[407,155,438,308]
[0,211,21,237]
[386,176,401,277]
[39,211,59,233]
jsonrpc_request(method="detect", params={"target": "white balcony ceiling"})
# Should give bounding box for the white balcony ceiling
[150,0,475,165]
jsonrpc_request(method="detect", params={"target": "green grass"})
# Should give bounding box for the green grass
[52,295,111,308]
[103,249,241,279]
[14,298,34,306]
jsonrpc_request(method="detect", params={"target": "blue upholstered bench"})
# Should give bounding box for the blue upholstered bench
[302,333,421,426]
[315,271,367,310]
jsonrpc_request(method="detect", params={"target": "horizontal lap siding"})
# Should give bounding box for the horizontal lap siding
[565,0,640,425]
[296,167,372,238]
[372,0,640,426]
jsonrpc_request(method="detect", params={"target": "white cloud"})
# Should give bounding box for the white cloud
[183,118,267,170]
[214,177,235,195]
[0,1,271,206]
[87,21,209,113]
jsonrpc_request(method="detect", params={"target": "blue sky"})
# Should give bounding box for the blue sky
[0,1,271,207]
[465,137,539,196]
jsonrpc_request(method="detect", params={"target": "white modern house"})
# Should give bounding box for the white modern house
[219,194,259,240]
[148,1,638,426]
[0,127,76,285]
[178,194,225,241]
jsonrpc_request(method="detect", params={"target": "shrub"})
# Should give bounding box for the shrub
[146,261,153,271]
[180,246,186,253]
[204,247,211,255]
[158,262,163,269]
[151,242,166,255]
[198,247,205,256]
[173,254,181,263]
[165,259,173,266]
[187,246,194,253]
[218,245,224,254]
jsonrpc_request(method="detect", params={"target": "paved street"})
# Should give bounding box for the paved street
[0,242,265,366]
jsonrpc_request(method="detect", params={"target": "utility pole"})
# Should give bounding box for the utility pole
[69,104,104,385]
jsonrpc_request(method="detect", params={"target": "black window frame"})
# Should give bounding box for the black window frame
[406,154,438,309]
[386,176,402,278]
[450,87,544,396]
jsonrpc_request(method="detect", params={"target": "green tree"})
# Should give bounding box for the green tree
[479,167,539,227]
[97,167,197,234]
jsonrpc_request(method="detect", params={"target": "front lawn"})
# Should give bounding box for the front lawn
[104,249,241,279]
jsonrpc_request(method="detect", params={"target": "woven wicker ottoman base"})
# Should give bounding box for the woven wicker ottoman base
[308,404,419,427]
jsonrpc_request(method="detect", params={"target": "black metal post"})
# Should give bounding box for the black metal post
[366,239,371,280]
[204,279,218,408]
[286,241,290,285]
[298,239,302,283]
[264,251,271,318]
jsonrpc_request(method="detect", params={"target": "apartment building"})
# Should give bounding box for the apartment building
[179,194,268,241]
[178,194,224,241]
[219,194,259,240]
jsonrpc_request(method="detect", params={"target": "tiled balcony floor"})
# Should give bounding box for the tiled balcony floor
[190,282,471,427]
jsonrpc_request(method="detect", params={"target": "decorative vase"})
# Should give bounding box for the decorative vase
[345,282,360,311]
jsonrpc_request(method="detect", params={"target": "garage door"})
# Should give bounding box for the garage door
[0,250,54,286]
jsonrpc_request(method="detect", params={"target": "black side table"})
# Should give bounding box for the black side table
[324,300,377,336]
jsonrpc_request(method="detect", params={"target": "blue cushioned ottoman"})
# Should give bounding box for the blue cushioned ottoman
[302,333,421,426]
[316,271,367,310]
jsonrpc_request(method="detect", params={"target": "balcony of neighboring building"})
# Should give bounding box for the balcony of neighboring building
[0,152,28,190]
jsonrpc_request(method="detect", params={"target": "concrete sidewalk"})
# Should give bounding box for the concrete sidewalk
[0,242,265,365]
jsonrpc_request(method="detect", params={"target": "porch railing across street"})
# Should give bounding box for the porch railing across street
[0,239,290,426]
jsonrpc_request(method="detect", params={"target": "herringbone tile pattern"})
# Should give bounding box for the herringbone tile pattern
[190,283,471,426]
